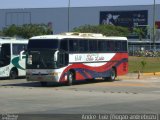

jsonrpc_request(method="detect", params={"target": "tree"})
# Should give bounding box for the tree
[72,24,130,36]
[3,25,18,37]
[133,27,145,41]
[2,24,53,38]
[0,30,3,36]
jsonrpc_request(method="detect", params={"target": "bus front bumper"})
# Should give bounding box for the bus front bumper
[26,70,60,82]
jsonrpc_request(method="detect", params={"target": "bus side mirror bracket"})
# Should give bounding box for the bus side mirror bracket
[54,50,59,61]
[19,50,25,60]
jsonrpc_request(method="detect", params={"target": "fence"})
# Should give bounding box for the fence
[128,45,160,57]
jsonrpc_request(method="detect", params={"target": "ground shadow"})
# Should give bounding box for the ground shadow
[1,78,121,88]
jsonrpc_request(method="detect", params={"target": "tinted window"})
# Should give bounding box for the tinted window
[1,44,10,57]
[79,39,88,52]
[60,39,68,51]
[27,50,57,69]
[69,39,79,52]
[122,41,127,52]
[108,41,115,52]
[115,41,122,51]
[0,44,11,66]
[89,40,97,52]
[13,44,27,55]
[98,40,108,52]
[28,39,58,49]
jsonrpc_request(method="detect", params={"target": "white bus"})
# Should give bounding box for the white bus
[0,37,28,79]
[26,33,128,86]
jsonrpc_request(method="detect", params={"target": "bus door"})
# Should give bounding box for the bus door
[57,51,69,68]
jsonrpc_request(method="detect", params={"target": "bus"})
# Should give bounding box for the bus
[26,33,128,86]
[0,37,28,79]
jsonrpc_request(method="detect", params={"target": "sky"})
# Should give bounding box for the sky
[0,0,160,9]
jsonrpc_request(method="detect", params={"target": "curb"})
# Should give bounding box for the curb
[142,72,160,76]
[117,72,160,80]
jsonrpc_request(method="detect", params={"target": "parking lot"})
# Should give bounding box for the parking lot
[0,74,160,119]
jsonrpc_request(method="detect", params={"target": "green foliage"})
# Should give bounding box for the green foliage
[140,59,147,72]
[133,27,145,41]
[0,30,3,36]
[72,24,130,36]
[3,24,52,38]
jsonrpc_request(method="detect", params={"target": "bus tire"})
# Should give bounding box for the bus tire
[104,68,116,81]
[40,82,47,87]
[108,68,116,81]
[10,68,18,79]
[67,71,74,86]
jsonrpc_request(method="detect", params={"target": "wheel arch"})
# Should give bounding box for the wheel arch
[68,69,76,79]
[10,67,18,77]
[112,66,117,77]
[11,67,18,74]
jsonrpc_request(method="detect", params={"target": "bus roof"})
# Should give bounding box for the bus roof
[30,32,127,41]
[0,38,28,44]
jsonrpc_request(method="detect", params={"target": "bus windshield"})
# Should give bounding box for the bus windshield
[28,39,59,49]
[27,49,58,69]
[27,39,59,69]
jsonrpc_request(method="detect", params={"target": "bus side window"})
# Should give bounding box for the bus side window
[115,41,122,52]
[108,41,115,52]
[2,44,11,58]
[79,39,88,52]
[13,44,27,55]
[122,41,127,52]
[98,40,108,52]
[89,40,98,52]
[60,39,68,51]
[1,44,10,66]
[69,39,79,52]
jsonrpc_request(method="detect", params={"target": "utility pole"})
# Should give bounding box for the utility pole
[153,0,156,50]
[68,0,71,32]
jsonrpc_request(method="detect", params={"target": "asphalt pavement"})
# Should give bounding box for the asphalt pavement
[0,74,160,120]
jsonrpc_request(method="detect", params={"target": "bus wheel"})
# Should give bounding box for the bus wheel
[67,71,74,86]
[108,68,116,81]
[10,69,18,79]
[40,82,47,87]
